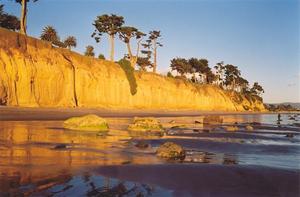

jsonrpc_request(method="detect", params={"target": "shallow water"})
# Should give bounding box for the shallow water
[0,113,299,196]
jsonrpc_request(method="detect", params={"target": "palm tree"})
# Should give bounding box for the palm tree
[40,25,59,43]
[64,36,77,50]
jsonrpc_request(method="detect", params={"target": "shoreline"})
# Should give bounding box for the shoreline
[0,106,298,121]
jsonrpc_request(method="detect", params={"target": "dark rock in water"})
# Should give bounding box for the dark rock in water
[54,144,67,149]
[289,117,296,120]
[285,133,294,138]
[193,129,200,132]
[121,161,131,165]
[135,141,149,149]
[156,142,185,160]
[251,122,261,125]
[294,123,300,127]
[195,120,202,124]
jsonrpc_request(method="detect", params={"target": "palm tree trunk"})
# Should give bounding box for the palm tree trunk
[20,0,27,35]
[109,34,114,61]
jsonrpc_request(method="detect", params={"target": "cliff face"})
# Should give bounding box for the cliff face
[0,28,265,111]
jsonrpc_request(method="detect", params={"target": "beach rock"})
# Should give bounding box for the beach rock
[128,117,163,132]
[53,144,67,149]
[63,114,109,132]
[135,141,149,149]
[285,133,294,138]
[169,120,176,124]
[245,125,254,131]
[203,116,223,125]
[170,125,186,129]
[225,126,239,132]
[195,120,202,124]
[289,116,296,120]
[156,142,185,160]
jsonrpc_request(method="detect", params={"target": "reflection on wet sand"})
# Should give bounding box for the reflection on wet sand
[0,113,299,196]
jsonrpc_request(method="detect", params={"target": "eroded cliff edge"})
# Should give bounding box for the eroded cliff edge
[0,28,265,111]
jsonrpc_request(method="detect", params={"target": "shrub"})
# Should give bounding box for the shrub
[98,54,105,60]
[118,59,137,95]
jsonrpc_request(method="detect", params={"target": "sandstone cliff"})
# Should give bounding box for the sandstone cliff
[0,28,265,111]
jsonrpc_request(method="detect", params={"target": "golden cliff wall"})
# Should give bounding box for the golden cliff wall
[0,28,265,111]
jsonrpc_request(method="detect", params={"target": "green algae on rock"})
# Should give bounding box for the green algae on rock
[156,142,185,160]
[128,117,163,132]
[63,114,109,132]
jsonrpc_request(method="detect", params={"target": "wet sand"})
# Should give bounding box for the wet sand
[0,106,277,121]
[96,164,300,197]
[0,110,299,196]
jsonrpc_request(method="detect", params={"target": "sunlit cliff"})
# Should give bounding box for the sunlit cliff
[0,28,265,111]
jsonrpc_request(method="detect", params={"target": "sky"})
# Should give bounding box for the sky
[1,0,299,103]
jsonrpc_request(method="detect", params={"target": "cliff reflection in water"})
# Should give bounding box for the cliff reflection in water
[0,120,164,195]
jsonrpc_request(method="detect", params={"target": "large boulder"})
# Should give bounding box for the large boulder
[128,117,163,132]
[156,142,185,160]
[63,114,109,132]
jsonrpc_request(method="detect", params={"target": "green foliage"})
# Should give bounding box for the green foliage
[98,54,105,60]
[14,0,38,3]
[119,26,145,43]
[167,71,174,78]
[137,57,152,71]
[118,59,137,95]
[63,36,77,49]
[40,25,59,43]
[251,82,264,96]
[170,58,191,76]
[0,4,20,31]
[84,45,95,57]
[92,14,124,42]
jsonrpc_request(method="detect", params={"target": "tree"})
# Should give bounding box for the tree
[136,57,152,71]
[250,82,264,96]
[63,36,77,50]
[170,58,191,77]
[224,64,241,90]
[0,4,20,31]
[92,14,124,61]
[84,45,95,57]
[119,26,145,68]
[214,61,225,87]
[40,26,66,48]
[98,54,105,60]
[143,31,162,73]
[236,77,249,93]
[40,25,59,43]
[14,0,38,34]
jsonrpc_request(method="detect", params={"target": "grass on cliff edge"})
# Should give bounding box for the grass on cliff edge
[118,59,137,95]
